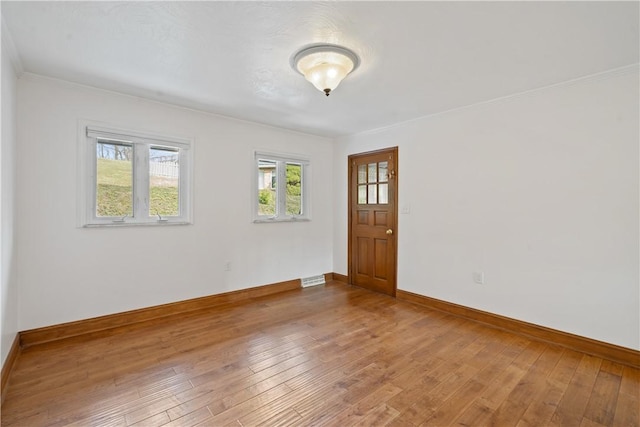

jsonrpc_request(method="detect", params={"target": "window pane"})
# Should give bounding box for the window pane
[149,147,179,217]
[358,185,367,204]
[378,161,388,183]
[258,160,277,215]
[368,184,377,204]
[96,142,133,217]
[368,163,377,183]
[285,163,302,215]
[358,164,367,184]
[379,183,388,204]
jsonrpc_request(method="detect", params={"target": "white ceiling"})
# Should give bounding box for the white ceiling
[2,1,638,137]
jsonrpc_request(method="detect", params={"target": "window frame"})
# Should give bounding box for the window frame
[253,151,310,223]
[78,122,193,227]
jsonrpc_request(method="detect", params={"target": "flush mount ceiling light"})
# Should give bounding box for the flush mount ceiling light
[291,44,360,97]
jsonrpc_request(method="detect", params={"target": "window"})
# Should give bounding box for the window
[254,152,310,222]
[79,124,192,227]
[357,161,389,204]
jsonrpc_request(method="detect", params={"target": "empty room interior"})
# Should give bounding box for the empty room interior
[1,1,639,426]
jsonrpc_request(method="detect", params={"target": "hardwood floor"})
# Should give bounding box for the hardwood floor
[2,282,638,426]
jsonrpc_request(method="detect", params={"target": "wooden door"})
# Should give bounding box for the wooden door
[348,148,398,296]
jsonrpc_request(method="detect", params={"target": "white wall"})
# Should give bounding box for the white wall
[16,75,333,331]
[1,29,19,365]
[10,64,640,351]
[333,67,640,350]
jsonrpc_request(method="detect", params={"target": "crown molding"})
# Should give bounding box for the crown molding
[343,63,640,139]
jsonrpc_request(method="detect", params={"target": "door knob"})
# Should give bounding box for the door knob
[386,229,393,235]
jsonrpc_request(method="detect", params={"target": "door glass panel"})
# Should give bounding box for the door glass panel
[368,163,377,183]
[96,141,133,217]
[358,164,367,184]
[378,161,388,182]
[358,185,367,204]
[379,183,388,204]
[368,184,377,204]
[149,147,180,217]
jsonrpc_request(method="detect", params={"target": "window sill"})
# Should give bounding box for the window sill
[82,221,192,228]
[253,217,310,224]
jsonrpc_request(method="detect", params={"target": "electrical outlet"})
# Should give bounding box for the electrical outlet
[473,271,484,285]
[224,261,231,271]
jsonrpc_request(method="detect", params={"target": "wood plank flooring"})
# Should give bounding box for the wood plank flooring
[2,282,638,426]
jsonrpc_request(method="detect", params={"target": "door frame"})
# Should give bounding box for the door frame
[347,147,399,296]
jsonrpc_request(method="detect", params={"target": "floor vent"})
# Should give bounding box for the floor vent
[301,275,326,288]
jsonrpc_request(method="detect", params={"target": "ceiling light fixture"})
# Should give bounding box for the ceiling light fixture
[292,44,360,97]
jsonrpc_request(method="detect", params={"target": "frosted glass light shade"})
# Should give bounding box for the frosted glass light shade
[292,45,360,96]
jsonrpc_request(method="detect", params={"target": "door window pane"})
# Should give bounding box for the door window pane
[258,160,277,215]
[285,163,302,215]
[368,184,377,204]
[368,163,377,183]
[96,142,133,217]
[149,147,180,217]
[358,164,367,184]
[379,183,388,204]
[378,161,388,182]
[358,185,367,204]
